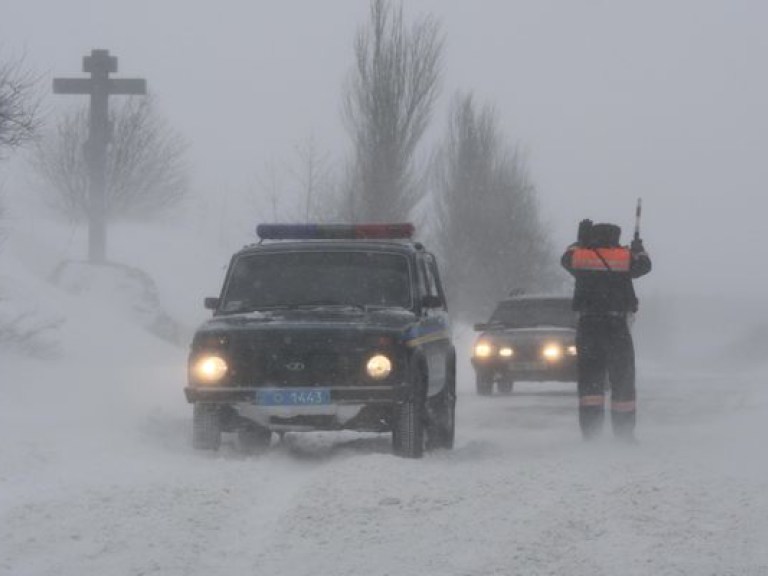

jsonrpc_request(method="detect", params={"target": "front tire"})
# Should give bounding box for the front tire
[476,372,493,396]
[393,367,426,459]
[393,398,425,458]
[428,389,455,450]
[497,380,514,395]
[428,355,456,450]
[193,403,221,450]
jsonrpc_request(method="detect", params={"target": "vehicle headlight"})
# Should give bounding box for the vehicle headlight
[542,344,563,361]
[192,355,228,384]
[474,341,493,358]
[498,346,514,357]
[567,345,577,356]
[366,354,392,380]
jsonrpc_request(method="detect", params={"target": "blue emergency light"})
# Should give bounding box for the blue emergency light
[256,223,415,240]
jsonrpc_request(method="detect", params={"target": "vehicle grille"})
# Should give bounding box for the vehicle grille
[509,342,543,362]
[228,332,397,387]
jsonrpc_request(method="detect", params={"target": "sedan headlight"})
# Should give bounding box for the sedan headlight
[473,341,493,358]
[192,354,228,384]
[366,354,392,380]
[567,345,577,356]
[542,343,564,361]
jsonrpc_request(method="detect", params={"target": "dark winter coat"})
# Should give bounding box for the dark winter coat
[561,244,651,314]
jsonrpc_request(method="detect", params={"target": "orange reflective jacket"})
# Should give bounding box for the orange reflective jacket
[570,247,630,272]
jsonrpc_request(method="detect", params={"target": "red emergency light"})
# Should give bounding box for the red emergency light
[256,223,415,240]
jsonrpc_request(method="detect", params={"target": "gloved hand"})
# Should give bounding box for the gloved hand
[631,237,645,253]
[577,219,593,245]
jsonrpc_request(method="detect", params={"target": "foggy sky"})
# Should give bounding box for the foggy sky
[3,0,767,299]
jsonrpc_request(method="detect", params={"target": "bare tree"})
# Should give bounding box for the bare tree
[250,140,343,226]
[32,96,188,222]
[433,94,556,323]
[252,157,287,223]
[343,0,443,222]
[288,133,334,222]
[0,53,40,157]
[0,306,63,358]
[0,53,40,250]
[306,158,361,224]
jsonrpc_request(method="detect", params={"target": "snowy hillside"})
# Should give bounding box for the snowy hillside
[1,220,767,576]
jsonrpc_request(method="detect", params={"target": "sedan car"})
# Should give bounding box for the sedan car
[471,294,577,395]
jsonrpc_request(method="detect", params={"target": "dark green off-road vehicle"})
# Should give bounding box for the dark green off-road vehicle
[185,223,456,458]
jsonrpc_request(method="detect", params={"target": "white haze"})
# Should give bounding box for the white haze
[5,0,767,297]
[1,220,767,575]
[2,1,768,574]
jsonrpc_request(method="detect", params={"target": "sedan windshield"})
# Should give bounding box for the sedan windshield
[489,299,576,329]
[220,250,412,313]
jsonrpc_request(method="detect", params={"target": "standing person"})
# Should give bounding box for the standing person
[561,219,652,441]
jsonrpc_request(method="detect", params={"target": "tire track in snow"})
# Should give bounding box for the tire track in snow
[1,447,333,576]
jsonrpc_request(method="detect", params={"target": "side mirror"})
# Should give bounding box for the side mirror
[204,297,220,310]
[421,294,443,309]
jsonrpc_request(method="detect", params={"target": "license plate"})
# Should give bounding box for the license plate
[514,362,546,370]
[255,388,331,406]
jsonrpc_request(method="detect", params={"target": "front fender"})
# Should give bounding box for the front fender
[402,349,428,403]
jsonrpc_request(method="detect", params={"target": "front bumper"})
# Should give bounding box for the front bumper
[185,383,409,432]
[184,383,406,404]
[471,359,577,382]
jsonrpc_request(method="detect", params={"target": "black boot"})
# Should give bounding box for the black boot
[611,410,637,443]
[579,406,605,441]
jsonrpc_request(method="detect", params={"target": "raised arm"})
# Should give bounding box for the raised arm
[629,238,651,278]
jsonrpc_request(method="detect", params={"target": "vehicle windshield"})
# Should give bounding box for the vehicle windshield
[219,250,412,313]
[488,298,576,329]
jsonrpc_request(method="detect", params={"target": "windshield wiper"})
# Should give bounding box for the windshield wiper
[295,302,367,312]
[238,304,298,313]
[365,304,409,311]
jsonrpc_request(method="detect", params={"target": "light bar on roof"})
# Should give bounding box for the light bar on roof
[256,223,415,240]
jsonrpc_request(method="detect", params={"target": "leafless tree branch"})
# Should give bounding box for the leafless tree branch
[31,96,188,222]
[0,310,63,358]
[433,93,557,322]
[0,52,41,157]
[287,134,335,222]
[342,0,443,222]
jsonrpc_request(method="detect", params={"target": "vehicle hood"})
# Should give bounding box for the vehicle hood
[195,308,419,338]
[479,326,575,343]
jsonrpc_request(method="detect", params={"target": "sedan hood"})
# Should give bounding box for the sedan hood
[479,326,575,344]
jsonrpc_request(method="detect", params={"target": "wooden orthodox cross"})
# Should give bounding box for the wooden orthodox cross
[53,49,147,263]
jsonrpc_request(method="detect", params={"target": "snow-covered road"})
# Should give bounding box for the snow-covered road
[1,223,766,575]
[2,323,767,576]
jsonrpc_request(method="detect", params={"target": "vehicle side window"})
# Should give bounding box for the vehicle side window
[424,253,447,309]
[415,254,429,299]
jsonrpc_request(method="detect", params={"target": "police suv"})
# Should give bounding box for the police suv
[184,223,456,458]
